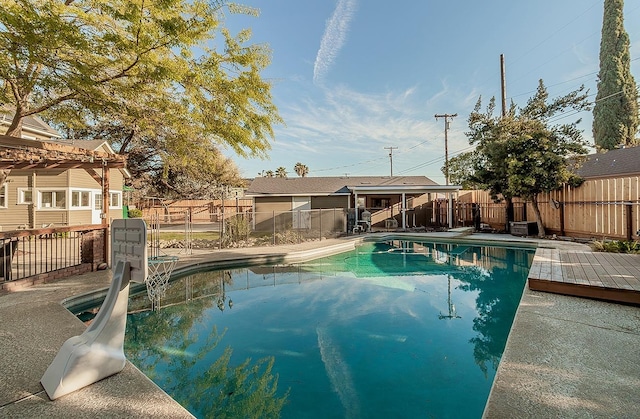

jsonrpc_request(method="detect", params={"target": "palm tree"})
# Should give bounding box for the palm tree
[275,167,287,178]
[265,170,274,178]
[294,162,309,177]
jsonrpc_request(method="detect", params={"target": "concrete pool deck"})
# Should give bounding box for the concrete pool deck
[1,232,638,417]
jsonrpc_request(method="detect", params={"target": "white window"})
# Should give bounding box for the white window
[0,183,7,208]
[71,190,91,208]
[109,192,121,208]
[95,193,103,210]
[40,190,66,209]
[17,188,33,204]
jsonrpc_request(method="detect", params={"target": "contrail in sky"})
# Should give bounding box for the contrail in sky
[313,0,358,84]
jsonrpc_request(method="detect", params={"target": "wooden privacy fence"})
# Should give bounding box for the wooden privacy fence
[456,190,527,231]
[458,175,640,240]
[537,176,639,240]
[138,198,253,223]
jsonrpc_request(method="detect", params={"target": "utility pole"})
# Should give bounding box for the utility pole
[384,146,398,177]
[434,113,457,185]
[500,54,507,117]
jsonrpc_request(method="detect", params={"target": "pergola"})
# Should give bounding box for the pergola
[0,135,127,225]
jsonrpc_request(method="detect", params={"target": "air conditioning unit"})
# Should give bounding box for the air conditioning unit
[510,221,538,236]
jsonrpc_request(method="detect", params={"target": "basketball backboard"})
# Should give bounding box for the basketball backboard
[111,218,148,283]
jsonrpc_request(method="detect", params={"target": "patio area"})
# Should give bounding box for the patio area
[528,248,640,305]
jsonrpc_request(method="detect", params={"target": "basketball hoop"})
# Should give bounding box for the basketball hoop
[146,255,179,310]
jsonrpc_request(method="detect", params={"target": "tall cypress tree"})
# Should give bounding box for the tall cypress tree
[593,0,638,150]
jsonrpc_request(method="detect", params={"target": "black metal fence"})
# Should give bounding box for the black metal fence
[250,209,346,245]
[1,225,106,286]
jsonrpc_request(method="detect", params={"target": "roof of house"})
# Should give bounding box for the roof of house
[66,139,116,154]
[0,107,62,139]
[577,146,640,179]
[246,175,455,196]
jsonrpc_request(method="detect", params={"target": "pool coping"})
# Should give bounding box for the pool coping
[2,232,638,417]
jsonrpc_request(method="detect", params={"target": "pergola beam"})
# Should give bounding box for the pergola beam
[0,135,126,171]
[0,160,126,170]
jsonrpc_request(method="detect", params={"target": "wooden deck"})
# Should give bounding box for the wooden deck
[528,248,640,305]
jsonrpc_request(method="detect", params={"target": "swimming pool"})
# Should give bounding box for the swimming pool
[79,239,534,418]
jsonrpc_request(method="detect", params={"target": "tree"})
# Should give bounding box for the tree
[151,142,244,199]
[449,81,590,237]
[275,166,287,178]
[264,170,274,178]
[443,153,479,190]
[293,162,309,177]
[592,0,638,150]
[450,97,520,229]
[0,0,282,196]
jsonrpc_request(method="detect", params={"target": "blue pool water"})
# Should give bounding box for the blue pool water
[91,239,533,418]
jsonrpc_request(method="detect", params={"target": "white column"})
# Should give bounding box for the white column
[401,192,406,230]
[354,192,359,226]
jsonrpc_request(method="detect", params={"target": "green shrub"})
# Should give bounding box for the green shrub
[221,215,252,246]
[128,208,143,218]
[590,239,640,254]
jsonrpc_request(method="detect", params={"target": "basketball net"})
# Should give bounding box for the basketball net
[146,256,178,311]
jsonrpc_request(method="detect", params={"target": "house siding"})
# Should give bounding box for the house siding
[111,169,125,188]
[69,167,125,190]
[68,210,93,225]
[255,197,292,212]
[0,171,31,229]
[34,169,68,188]
[2,167,126,230]
[254,197,292,232]
[35,211,70,227]
[311,196,348,209]
[71,169,103,189]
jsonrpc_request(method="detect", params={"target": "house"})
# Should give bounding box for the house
[245,176,460,231]
[0,109,62,142]
[576,145,640,179]
[0,133,129,231]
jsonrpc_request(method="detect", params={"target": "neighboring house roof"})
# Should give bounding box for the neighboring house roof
[67,139,117,154]
[246,176,459,197]
[577,146,640,179]
[0,106,62,139]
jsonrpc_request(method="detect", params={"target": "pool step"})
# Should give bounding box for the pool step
[449,245,471,256]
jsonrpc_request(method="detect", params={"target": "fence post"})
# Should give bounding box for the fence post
[273,211,276,245]
[319,209,322,240]
[219,215,222,250]
[472,203,481,231]
[559,202,565,237]
[297,210,301,244]
[625,202,633,241]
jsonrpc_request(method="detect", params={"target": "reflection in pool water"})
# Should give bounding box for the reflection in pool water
[81,239,534,418]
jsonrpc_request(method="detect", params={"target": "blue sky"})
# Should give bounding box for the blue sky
[221,0,640,183]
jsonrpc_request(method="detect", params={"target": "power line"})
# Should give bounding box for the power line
[395,145,476,176]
